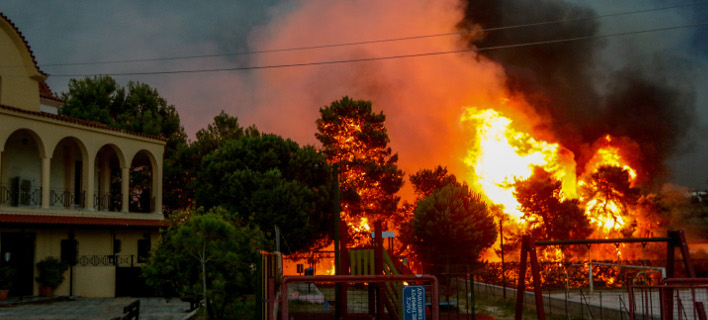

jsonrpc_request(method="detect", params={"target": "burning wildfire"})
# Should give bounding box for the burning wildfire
[460,106,644,256]
[461,107,576,220]
[584,135,638,182]
[579,135,640,237]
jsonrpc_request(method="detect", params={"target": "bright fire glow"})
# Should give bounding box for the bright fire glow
[351,217,371,234]
[585,199,625,233]
[326,260,336,275]
[580,135,637,235]
[461,108,576,220]
[584,135,637,182]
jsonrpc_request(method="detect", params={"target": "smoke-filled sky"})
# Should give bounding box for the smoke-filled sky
[1,0,707,194]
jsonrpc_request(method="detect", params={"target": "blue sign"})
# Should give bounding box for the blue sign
[402,285,425,320]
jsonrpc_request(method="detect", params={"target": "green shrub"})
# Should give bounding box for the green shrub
[35,257,69,289]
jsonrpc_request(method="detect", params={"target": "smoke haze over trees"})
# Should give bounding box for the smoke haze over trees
[458,0,698,187]
[4,1,707,191]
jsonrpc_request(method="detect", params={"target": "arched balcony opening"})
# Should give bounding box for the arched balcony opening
[49,137,87,209]
[94,145,124,212]
[129,150,155,213]
[0,129,43,207]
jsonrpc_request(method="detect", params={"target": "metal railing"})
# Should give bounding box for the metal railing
[0,185,155,213]
[94,192,123,211]
[0,184,41,207]
[50,188,86,208]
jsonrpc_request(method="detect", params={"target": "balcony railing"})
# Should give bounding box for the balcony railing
[94,192,123,212]
[0,184,41,207]
[50,189,86,209]
[0,185,153,213]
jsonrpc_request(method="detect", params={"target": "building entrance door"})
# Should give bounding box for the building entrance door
[1,232,36,296]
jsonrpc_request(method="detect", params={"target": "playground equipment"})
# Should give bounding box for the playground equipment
[280,275,439,320]
[258,220,440,320]
[514,230,699,320]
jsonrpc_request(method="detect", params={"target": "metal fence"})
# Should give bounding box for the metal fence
[278,275,440,320]
[630,279,708,320]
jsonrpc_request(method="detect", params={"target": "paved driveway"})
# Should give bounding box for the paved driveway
[0,297,193,320]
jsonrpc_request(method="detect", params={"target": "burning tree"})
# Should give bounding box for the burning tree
[316,96,404,240]
[513,167,591,241]
[580,165,640,236]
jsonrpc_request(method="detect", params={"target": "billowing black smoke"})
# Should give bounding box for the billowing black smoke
[458,0,697,186]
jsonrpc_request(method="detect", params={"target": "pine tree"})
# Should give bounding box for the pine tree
[316,97,404,239]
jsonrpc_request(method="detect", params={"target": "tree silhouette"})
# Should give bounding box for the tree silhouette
[514,167,591,240]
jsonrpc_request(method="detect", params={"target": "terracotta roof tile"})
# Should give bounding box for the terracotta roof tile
[39,80,62,102]
[0,213,167,227]
[0,104,167,142]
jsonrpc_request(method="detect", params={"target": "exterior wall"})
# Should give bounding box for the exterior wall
[70,229,114,298]
[0,16,43,111]
[72,266,115,298]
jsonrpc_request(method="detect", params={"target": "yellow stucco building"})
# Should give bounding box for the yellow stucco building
[0,12,165,297]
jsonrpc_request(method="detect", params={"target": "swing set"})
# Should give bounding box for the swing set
[514,230,697,320]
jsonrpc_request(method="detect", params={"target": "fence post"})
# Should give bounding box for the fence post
[470,275,475,320]
[599,291,603,320]
[528,238,546,320]
[547,287,552,317]
[515,236,529,320]
[374,221,384,318]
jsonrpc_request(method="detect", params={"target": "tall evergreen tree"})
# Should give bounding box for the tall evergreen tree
[411,183,496,272]
[316,96,404,239]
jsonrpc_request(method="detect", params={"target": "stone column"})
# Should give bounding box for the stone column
[100,153,111,210]
[84,157,95,211]
[153,161,162,214]
[121,167,129,213]
[41,156,50,208]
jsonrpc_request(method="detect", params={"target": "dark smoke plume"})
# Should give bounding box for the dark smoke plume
[458,0,697,187]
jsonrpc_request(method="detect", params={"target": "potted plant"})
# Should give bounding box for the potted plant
[35,257,68,296]
[0,264,16,300]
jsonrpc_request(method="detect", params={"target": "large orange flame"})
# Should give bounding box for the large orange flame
[460,107,576,221]
[460,106,642,271]
[580,135,638,236]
